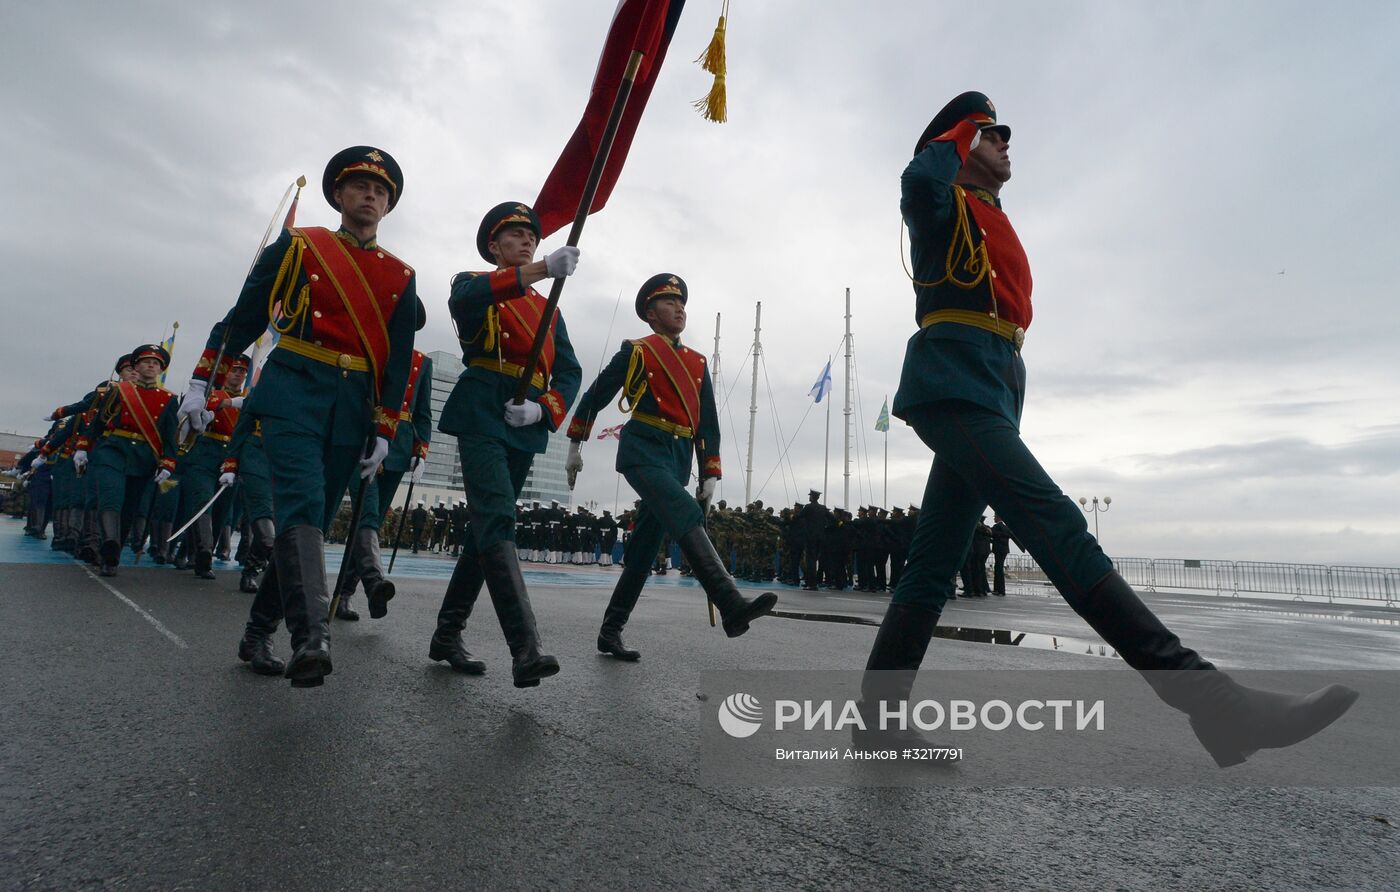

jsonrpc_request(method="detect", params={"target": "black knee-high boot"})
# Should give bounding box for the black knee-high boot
[238,555,286,676]
[597,562,649,661]
[97,510,122,577]
[278,525,332,688]
[676,527,777,638]
[1074,572,1359,767]
[429,549,487,674]
[853,602,942,749]
[479,541,558,688]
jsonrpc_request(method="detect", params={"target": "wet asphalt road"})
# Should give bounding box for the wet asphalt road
[3,524,1398,890]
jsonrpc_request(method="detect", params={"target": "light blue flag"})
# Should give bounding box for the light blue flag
[808,359,833,403]
[875,397,890,432]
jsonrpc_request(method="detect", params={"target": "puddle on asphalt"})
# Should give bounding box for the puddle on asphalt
[769,610,1120,659]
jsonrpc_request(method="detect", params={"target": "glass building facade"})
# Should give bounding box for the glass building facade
[416,350,573,507]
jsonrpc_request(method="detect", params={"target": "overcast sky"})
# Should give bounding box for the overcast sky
[3,1,1398,564]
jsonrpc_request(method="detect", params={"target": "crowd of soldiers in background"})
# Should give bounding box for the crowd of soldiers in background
[313,487,1025,597]
[6,441,256,575]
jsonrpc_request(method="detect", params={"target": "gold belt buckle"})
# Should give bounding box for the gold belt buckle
[337,353,353,370]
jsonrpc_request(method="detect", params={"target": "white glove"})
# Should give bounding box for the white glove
[73,450,88,471]
[696,477,717,505]
[179,381,211,432]
[219,471,236,487]
[565,441,584,489]
[359,436,390,479]
[153,469,172,485]
[968,128,982,152]
[409,456,426,484]
[503,399,544,428]
[544,245,580,278]
[227,396,245,409]
[30,454,45,468]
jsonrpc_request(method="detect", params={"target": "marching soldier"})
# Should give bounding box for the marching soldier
[179,146,418,688]
[76,344,178,576]
[331,308,432,621]
[564,273,776,662]
[428,201,581,686]
[179,354,250,580]
[41,354,137,560]
[857,90,1357,762]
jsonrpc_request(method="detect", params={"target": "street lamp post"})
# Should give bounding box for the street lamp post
[1078,495,1112,541]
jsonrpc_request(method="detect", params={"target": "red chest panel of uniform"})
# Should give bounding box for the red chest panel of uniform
[208,390,241,437]
[964,196,1034,330]
[495,291,557,379]
[113,383,174,450]
[293,227,413,365]
[401,351,426,413]
[637,333,706,429]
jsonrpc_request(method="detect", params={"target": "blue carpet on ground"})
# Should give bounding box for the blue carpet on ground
[0,517,793,591]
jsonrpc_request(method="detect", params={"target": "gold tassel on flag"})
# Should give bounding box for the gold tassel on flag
[693,0,728,123]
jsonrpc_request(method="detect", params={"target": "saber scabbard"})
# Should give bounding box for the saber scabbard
[387,474,417,575]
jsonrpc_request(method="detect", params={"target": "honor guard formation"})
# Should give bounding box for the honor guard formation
[7,94,1360,766]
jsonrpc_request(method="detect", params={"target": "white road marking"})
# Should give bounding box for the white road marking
[75,561,188,649]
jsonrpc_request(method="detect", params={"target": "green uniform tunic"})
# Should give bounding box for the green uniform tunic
[83,384,178,520]
[198,227,418,531]
[439,271,580,551]
[892,115,1111,612]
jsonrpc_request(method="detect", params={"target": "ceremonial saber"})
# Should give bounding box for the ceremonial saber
[328,431,376,621]
[177,176,304,447]
[386,473,418,574]
[168,482,228,542]
[512,50,646,405]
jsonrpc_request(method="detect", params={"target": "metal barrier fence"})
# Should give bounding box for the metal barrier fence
[1001,555,1400,607]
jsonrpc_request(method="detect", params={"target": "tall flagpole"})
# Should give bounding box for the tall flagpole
[843,287,853,510]
[823,374,831,499]
[712,312,722,503]
[883,415,889,509]
[744,302,761,505]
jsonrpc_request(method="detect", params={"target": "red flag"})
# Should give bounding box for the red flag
[597,424,624,440]
[534,0,687,239]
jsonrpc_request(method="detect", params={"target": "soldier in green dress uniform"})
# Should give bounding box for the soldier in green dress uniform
[428,201,581,687]
[857,90,1357,765]
[176,354,250,580]
[178,146,417,688]
[564,273,776,662]
[77,344,178,576]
